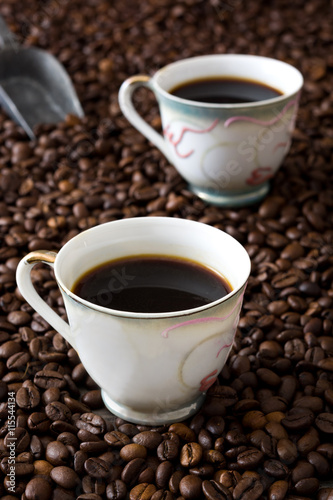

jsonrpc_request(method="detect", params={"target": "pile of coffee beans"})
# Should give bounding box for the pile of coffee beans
[0,0,332,499]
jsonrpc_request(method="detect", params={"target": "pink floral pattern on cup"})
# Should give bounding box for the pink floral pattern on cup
[163,118,219,158]
[199,370,218,392]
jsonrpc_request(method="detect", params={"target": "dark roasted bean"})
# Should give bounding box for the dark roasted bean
[84,457,110,479]
[106,479,127,500]
[202,479,232,500]
[133,431,163,450]
[46,440,70,466]
[179,475,202,499]
[120,443,148,461]
[233,476,264,500]
[50,465,80,488]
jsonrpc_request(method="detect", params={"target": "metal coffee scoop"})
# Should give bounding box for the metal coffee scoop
[0,16,84,139]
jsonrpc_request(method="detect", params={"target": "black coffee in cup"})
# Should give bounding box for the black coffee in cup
[170,77,283,104]
[72,255,232,313]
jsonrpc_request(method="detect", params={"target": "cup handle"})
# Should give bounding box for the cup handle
[16,251,75,349]
[118,75,172,163]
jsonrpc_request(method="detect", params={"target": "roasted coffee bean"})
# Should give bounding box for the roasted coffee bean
[307,451,331,477]
[75,413,107,435]
[84,457,110,479]
[267,480,289,500]
[297,427,320,455]
[180,442,203,467]
[117,423,139,437]
[315,413,333,434]
[133,431,163,450]
[168,423,196,442]
[169,469,184,494]
[157,440,179,461]
[34,370,66,389]
[179,475,202,499]
[291,461,315,484]
[50,465,80,489]
[120,443,148,461]
[237,448,264,469]
[27,412,51,432]
[121,458,147,485]
[233,476,264,500]
[106,479,127,500]
[129,483,157,500]
[81,389,103,409]
[276,438,298,464]
[46,440,70,466]
[104,431,131,447]
[317,488,333,500]
[281,408,315,430]
[16,383,40,409]
[45,401,72,421]
[25,476,53,500]
[202,479,232,500]
[294,477,320,496]
[155,460,173,489]
[264,459,289,479]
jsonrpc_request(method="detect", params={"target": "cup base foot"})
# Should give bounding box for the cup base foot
[101,391,206,425]
[189,182,270,207]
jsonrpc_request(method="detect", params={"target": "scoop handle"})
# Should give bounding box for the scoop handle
[0,16,20,50]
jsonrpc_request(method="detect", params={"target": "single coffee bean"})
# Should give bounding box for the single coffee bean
[129,483,156,500]
[45,401,72,421]
[264,459,289,479]
[168,423,196,442]
[169,469,184,494]
[104,431,131,447]
[179,475,202,499]
[232,476,264,500]
[157,440,179,461]
[27,412,51,433]
[120,443,148,461]
[84,457,110,479]
[315,413,333,433]
[46,440,70,466]
[294,477,320,496]
[34,370,66,389]
[202,479,232,500]
[277,438,298,464]
[121,458,147,486]
[155,460,173,489]
[50,465,80,489]
[25,477,53,500]
[267,480,289,500]
[307,451,331,477]
[180,442,203,467]
[133,431,163,450]
[106,479,127,500]
[237,448,264,469]
[75,413,107,434]
[291,461,315,484]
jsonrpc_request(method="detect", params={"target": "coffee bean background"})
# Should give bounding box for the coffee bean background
[0,0,332,499]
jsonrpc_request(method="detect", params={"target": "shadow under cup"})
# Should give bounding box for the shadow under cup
[18,218,251,424]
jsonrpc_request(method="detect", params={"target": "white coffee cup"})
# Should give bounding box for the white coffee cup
[16,217,250,425]
[119,54,303,207]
